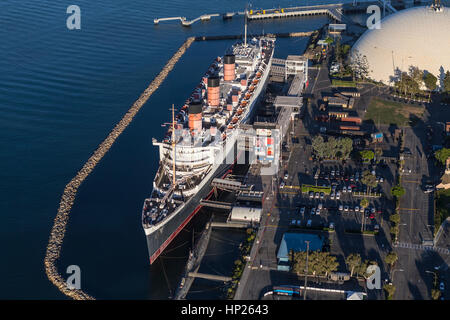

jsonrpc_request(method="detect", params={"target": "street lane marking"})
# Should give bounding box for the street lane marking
[399,208,420,211]
[283,185,301,189]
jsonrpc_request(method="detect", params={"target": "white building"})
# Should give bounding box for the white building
[229,206,262,223]
[352,6,450,86]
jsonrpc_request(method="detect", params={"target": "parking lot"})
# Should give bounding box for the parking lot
[278,161,390,234]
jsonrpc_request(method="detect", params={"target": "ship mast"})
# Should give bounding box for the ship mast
[244,6,248,47]
[171,104,176,186]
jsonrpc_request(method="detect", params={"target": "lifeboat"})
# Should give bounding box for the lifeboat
[252,79,259,85]
[256,72,262,78]
[241,100,248,107]
[222,133,227,140]
[245,93,251,99]
[236,108,243,115]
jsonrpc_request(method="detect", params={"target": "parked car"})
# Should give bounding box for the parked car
[330,192,335,200]
[342,187,347,193]
[318,203,323,210]
[344,205,349,212]
[371,207,376,214]
[309,191,314,198]
[329,222,335,230]
[284,172,289,180]
[291,219,297,226]
[280,181,285,188]
[347,186,352,193]
[311,208,316,215]
[336,191,341,199]
[440,282,445,291]
[297,220,302,226]
[355,206,360,213]
[300,207,305,215]
[339,204,343,211]
[316,208,321,215]
[320,192,325,199]
[307,219,312,227]
[315,192,320,199]
[369,213,375,219]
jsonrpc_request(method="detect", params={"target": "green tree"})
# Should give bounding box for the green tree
[391,185,405,198]
[431,289,441,300]
[423,72,437,99]
[359,150,374,161]
[389,213,400,225]
[385,251,398,274]
[355,260,369,278]
[408,66,423,97]
[383,283,396,300]
[345,253,362,277]
[312,135,326,159]
[443,71,450,94]
[361,170,377,193]
[322,252,339,277]
[360,198,369,209]
[435,148,450,166]
[351,50,370,80]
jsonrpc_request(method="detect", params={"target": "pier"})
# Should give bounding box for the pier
[154,1,398,28]
[44,36,196,300]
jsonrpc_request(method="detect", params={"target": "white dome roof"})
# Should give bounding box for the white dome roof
[352,6,450,84]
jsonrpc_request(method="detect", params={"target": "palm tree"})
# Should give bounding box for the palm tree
[361,170,377,194]
[346,253,362,277]
[360,198,369,232]
[322,253,339,277]
[385,251,398,275]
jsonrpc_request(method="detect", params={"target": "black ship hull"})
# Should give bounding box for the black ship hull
[146,163,231,264]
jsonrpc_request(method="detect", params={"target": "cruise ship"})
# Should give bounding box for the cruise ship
[142,35,275,264]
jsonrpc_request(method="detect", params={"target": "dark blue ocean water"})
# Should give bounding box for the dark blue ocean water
[0,0,380,299]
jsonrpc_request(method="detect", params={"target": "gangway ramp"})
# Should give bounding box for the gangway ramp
[237,190,264,202]
[211,178,253,191]
[187,272,232,282]
[199,199,232,210]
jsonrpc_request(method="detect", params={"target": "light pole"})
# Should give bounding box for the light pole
[303,240,310,300]
[391,269,404,284]
[425,270,438,288]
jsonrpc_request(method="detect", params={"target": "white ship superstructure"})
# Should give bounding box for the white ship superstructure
[142,36,275,264]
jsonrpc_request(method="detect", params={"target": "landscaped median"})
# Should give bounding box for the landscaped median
[345,229,379,236]
[301,184,332,195]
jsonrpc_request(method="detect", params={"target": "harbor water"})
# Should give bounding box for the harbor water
[0,0,398,299]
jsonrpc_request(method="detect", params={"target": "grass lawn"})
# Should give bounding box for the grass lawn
[331,79,356,87]
[435,188,450,235]
[364,97,425,127]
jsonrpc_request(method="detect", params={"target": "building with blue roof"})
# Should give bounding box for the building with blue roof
[277,232,324,271]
